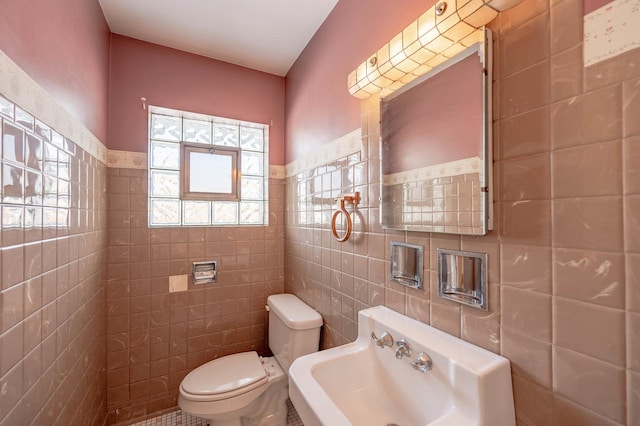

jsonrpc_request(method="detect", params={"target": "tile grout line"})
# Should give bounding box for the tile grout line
[129,399,304,426]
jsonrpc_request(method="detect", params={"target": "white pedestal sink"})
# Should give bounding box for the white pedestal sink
[289,306,515,426]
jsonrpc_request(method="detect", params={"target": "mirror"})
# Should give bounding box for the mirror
[380,29,493,235]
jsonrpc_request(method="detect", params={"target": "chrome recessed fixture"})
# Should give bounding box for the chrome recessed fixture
[437,248,488,310]
[435,2,447,16]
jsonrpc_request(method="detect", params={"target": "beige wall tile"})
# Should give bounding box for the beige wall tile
[0,362,23,418]
[1,323,23,376]
[501,12,550,77]
[23,276,42,317]
[512,375,553,425]
[553,248,625,308]
[585,47,640,92]
[500,61,551,118]
[551,85,622,150]
[502,327,552,388]
[501,154,551,201]
[430,304,461,337]
[385,288,406,315]
[551,44,583,102]
[629,370,640,425]
[1,285,23,333]
[406,294,430,324]
[502,286,551,341]
[626,195,640,252]
[500,200,551,246]
[552,196,623,252]
[553,347,625,423]
[550,0,583,54]
[629,253,640,313]
[497,0,549,34]
[2,246,24,290]
[553,394,622,426]
[625,136,640,194]
[23,242,42,280]
[499,107,550,160]
[628,311,640,372]
[553,140,622,198]
[429,235,461,267]
[501,244,552,293]
[624,77,640,137]
[461,306,500,353]
[554,298,625,365]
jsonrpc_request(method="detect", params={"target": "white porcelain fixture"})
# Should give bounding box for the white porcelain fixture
[289,306,515,426]
[179,294,322,426]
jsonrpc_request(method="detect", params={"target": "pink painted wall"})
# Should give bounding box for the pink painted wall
[284,0,436,163]
[0,0,110,143]
[584,0,612,14]
[108,35,285,165]
[382,53,483,173]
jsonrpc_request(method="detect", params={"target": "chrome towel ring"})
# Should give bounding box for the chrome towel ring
[331,192,360,242]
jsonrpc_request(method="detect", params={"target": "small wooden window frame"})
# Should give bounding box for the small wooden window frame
[180,141,241,201]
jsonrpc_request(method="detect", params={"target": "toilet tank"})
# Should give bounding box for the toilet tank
[267,294,322,372]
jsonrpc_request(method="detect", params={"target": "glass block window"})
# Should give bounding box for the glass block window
[148,106,269,227]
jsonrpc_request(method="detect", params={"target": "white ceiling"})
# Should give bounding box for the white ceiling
[98,0,339,76]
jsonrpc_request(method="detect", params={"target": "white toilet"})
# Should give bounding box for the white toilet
[178,294,322,426]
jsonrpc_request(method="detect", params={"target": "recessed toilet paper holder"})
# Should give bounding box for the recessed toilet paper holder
[437,249,487,310]
[192,260,217,284]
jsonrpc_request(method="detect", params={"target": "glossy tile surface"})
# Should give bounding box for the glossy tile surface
[0,94,107,425]
[104,168,286,423]
[284,2,640,425]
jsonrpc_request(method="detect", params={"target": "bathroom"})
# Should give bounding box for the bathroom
[1,0,638,424]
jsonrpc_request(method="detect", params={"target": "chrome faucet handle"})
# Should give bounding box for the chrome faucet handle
[371,331,394,348]
[411,352,433,373]
[395,339,413,359]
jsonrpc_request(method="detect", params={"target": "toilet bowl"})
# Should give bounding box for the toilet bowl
[178,294,322,426]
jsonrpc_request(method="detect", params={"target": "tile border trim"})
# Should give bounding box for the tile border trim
[584,0,640,66]
[382,156,482,185]
[284,128,363,177]
[107,149,286,179]
[107,150,148,169]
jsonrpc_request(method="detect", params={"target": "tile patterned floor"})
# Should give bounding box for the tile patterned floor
[286,399,304,426]
[130,409,206,426]
[131,399,303,426]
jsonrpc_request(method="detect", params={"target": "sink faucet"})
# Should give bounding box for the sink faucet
[411,352,433,372]
[395,339,412,359]
[371,331,394,348]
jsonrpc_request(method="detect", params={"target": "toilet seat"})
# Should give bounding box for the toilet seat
[180,351,268,402]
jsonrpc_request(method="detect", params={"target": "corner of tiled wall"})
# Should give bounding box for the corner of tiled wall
[104,167,286,424]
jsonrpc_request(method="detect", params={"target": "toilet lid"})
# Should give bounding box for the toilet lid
[181,351,268,396]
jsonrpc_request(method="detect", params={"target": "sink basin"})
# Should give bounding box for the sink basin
[289,306,515,426]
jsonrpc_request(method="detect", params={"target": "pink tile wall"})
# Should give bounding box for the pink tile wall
[285,1,640,424]
[105,169,285,424]
[0,97,108,425]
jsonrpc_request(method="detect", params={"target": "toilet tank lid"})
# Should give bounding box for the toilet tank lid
[267,294,322,330]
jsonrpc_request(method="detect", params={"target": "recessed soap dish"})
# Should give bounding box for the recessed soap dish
[437,249,487,310]
[390,242,423,290]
